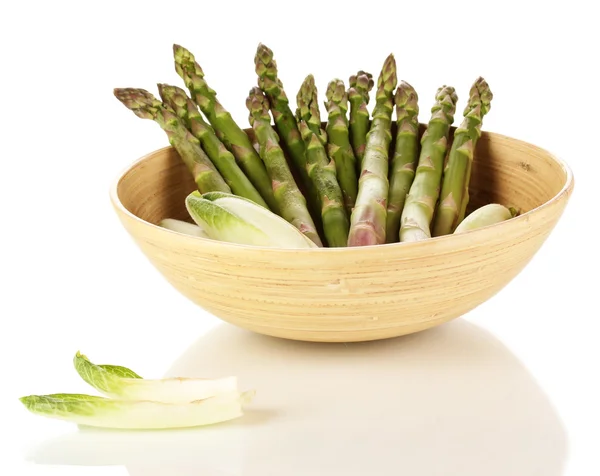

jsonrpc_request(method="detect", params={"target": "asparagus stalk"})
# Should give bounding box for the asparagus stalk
[254,43,321,219]
[296,75,349,247]
[173,44,278,212]
[157,83,268,209]
[246,87,323,247]
[347,70,374,169]
[113,88,230,194]
[385,81,420,243]
[399,86,458,242]
[325,79,359,215]
[347,55,397,246]
[433,77,494,235]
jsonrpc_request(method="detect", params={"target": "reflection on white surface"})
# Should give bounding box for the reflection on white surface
[27,425,245,475]
[27,320,566,475]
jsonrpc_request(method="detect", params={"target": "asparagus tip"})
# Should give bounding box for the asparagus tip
[113,87,154,104]
[303,73,315,84]
[378,54,397,94]
[467,76,493,116]
[254,43,278,88]
[246,86,271,125]
[256,42,272,55]
[395,80,419,105]
[157,83,186,97]
[297,74,319,123]
[172,43,185,56]
[248,85,262,95]
[325,78,345,100]
[173,44,204,79]
[348,70,375,104]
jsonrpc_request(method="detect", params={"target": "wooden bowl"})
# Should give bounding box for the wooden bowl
[110,126,574,342]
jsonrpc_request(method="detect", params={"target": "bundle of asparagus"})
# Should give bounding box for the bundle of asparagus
[115,44,515,249]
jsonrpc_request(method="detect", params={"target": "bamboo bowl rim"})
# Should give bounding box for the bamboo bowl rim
[109,129,574,254]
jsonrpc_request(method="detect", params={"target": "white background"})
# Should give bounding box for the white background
[1,1,598,474]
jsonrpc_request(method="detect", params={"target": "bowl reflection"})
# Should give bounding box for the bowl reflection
[27,320,566,475]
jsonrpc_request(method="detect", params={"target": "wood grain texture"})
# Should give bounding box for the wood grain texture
[110,125,574,342]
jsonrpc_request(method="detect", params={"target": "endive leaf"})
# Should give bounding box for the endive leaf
[20,391,253,430]
[159,218,209,238]
[186,191,316,248]
[97,365,142,379]
[454,203,516,234]
[74,352,237,404]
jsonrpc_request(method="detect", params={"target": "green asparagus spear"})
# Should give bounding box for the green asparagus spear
[113,88,230,194]
[433,77,493,236]
[246,87,323,247]
[347,70,374,169]
[157,83,268,209]
[325,79,359,215]
[385,81,420,243]
[347,55,397,246]
[254,43,321,219]
[399,86,458,242]
[296,75,349,247]
[173,44,278,212]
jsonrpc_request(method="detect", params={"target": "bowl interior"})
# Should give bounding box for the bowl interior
[116,125,570,229]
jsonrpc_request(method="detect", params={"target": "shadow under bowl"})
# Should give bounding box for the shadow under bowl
[110,126,573,342]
